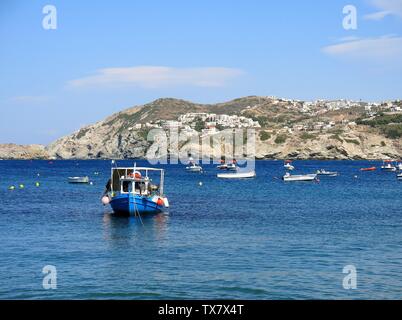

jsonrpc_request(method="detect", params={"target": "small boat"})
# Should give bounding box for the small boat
[282,172,317,182]
[102,164,169,216]
[316,169,338,177]
[397,173,402,180]
[217,170,256,179]
[284,160,295,171]
[381,160,397,172]
[68,176,89,184]
[186,163,203,172]
[360,167,376,172]
[186,157,202,172]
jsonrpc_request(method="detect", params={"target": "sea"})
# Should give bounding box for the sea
[0,159,401,300]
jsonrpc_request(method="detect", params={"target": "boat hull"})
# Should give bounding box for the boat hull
[316,171,338,177]
[110,194,164,215]
[217,171,256,179]
[68,176,89,184]
[283,174,317,182]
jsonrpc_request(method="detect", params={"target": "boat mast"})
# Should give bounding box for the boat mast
[160,170,164,196]
[111,160,114,194]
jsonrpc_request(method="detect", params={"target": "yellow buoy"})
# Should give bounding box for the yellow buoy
[9,186,15,190]
[35,182,40,187]
[19,184,24,189]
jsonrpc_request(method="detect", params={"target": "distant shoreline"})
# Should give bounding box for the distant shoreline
[0,157,392,161]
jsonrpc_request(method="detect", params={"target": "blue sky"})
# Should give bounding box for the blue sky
[1,0,402,144]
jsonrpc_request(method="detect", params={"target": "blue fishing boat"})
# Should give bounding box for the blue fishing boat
[101,164,169,216]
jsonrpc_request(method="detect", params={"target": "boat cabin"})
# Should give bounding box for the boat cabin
[110,166,164,197]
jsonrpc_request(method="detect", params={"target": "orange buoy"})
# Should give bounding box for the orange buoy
[157,198,164,206]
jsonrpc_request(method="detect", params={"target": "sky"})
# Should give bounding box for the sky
[1,0,402,144]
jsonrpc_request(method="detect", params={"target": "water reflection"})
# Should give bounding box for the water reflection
[102,212,169,245]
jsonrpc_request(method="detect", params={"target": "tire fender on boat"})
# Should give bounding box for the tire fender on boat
[162,197,169,208]
[101,195,110,205]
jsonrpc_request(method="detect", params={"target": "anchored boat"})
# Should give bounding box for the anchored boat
[186,163,203,172]
[102,164,169,216]
[381,160,397,172]
[186,157,203,172]
[282,172,317,182]
[284,160,295,171]
[68,176,89,184]
[397,173,402,180]
[316,169,338,177]
[217,170,256,179]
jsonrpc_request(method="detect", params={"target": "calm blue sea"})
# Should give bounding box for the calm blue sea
[0,159,401,300]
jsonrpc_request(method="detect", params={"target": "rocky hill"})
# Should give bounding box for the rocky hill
[44,96,402,160]
[0,144,49,160]
[2,96,401,160]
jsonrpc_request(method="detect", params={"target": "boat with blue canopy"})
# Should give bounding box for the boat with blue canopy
[102,163,169,216]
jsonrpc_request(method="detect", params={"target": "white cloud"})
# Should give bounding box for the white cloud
[364,10,391,20]
[67,66,243,89]
[322,35,402,62]
[364,0,402,20]
[337,36,361,42]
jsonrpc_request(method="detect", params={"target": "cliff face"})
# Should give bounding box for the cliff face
[4,97,401,160]
[0,144,49,159]
[254,129,401,160]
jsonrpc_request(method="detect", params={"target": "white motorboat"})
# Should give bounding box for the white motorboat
[316,169,339,177]
[186,163,203,172]
[186,157,202,172]
[397,173,402,180]
[284,161,295,171]
[381,161,397,172]
[282,172,317,182]
[68,176,90,184]
[217,170,256,179]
